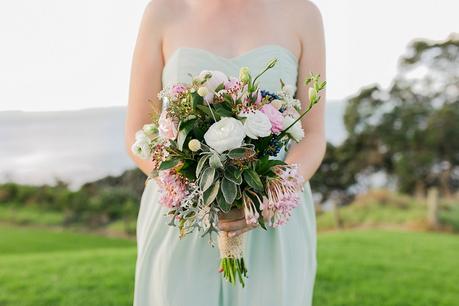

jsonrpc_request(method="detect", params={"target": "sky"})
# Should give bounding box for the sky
[0,0,457,112]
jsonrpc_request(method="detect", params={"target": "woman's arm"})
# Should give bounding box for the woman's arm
[284,2,327,181]
[125,2,166,176]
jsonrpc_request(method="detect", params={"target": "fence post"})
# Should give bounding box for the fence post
[427,187,439,229]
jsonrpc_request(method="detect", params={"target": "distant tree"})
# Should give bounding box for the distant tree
[314,34,459,203]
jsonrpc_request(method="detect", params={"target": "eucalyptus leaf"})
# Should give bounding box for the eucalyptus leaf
[227,148,247,159]
[221,177,237,204]
[204,180,220,205]
[209,153,224,169]
[196,154,210,177]
[216,191,232,212]
[199,167,215,192]
[224,165,243,185]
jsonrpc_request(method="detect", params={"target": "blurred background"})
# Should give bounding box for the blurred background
[0,1,458,305]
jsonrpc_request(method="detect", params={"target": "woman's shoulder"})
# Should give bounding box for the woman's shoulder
[280,0,323,22]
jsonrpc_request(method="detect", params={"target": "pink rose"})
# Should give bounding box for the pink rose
[261,103,284,133]
[158,112,178,140]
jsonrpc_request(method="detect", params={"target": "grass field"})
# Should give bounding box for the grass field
[0,225,458,306]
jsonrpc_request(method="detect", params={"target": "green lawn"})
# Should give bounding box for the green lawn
[0,225,458,306]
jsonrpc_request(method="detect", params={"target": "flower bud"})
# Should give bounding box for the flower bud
[265,58,278,69]
[308,87,318,103]
[197,86,209,97]
[188,139,201,152]
[239,67,251,84]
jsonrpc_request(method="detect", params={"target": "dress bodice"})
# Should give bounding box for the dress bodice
[162,44,299,94]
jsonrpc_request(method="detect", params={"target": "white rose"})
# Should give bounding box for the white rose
[282,116,304,142]
[240,110,272,139]
[131,137,152,160]
[204,117,246,153]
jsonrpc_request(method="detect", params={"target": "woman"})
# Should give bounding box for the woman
[125,0,326,305]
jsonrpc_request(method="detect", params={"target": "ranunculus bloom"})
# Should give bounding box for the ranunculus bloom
[240,110,272,139]
[204,117,246,153]
[158,112,178,140]
[198,70,228,103]
[261,103,284,134]
[282,116,304,142]
[131,131,152,160]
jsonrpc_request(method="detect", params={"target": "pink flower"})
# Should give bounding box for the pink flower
[261,103,284,134]
[224,77,242,92]
[261,164,304,227]
[158,169,189,209]
[158,112,178,140]
[170,84,187,97]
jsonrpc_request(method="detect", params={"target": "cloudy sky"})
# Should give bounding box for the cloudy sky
[0,0,457,111]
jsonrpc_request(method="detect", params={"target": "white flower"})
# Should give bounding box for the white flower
[135,130,148,141]
[198,70,228,103]
[204,117,246,153]
[282,116,304,142]
[188,139,201,152]
[142,124,158,136]
[131,135,152,160]
[271,99,284,110]
[197,86,209,97]
[240,110,272,139]
[283,84,296,97]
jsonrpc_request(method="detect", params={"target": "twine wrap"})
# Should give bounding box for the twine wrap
[217,232,245,259]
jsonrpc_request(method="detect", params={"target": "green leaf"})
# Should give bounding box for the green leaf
[216,191,232,212]
[209,153,224,169]
[199,167,215,192]
[178,159,196,180]
[196,105,220,120]
[221,177,237,204]
[243,169,263,191]
[204,180,220,205]
[191,92,203,109]
[224,165,242,185]
[214,104,233,117]
[177,119,196,151]
[196,154,210,177]
[256,156,287,174]
[227,148,247,159]
[158,158,179,170]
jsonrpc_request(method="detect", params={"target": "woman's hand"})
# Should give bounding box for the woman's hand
[218,208,258,237]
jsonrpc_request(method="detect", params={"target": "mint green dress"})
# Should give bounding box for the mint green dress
[133,45,317,306]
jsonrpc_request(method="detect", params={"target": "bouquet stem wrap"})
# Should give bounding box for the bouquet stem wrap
[218,232,248,287]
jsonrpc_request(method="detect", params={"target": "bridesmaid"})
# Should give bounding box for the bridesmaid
[125,0,326,305]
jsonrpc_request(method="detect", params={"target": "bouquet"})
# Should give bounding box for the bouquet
[132,59,325,287]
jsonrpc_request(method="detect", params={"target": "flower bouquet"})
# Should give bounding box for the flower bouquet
[132,59,325,287]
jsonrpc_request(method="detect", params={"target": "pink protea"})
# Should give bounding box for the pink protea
[158,169,189,209]
[242,191,261,225]
[261,164,304,227]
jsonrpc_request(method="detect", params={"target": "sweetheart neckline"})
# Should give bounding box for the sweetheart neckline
[162,44,299,73]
